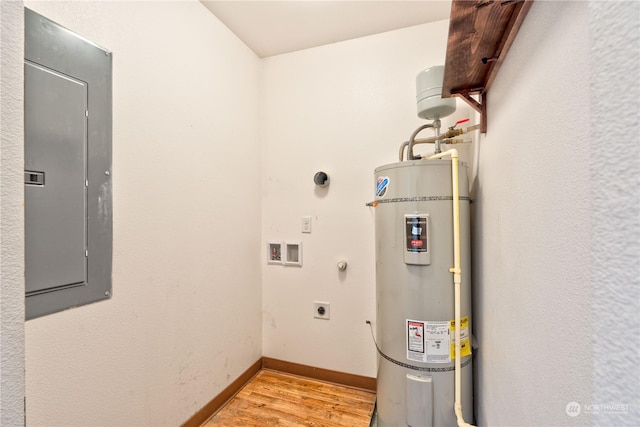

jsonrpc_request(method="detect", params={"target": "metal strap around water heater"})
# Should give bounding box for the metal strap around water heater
[365,196,470,207]
[366,321,471,372]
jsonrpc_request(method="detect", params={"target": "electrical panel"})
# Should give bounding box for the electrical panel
[25,8,112,319]
[25,63,88,294]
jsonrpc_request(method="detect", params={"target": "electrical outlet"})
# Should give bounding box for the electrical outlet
[313,301,330,320]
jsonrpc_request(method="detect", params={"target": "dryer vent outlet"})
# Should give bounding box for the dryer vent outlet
[313,302,330,320]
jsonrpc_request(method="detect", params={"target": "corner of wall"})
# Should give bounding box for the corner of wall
[0,1,26,425]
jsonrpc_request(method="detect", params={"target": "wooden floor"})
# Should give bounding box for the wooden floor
[203,369,376,427]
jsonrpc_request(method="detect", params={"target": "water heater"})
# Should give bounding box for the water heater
[373,65,474,426]
[374,160,473,426]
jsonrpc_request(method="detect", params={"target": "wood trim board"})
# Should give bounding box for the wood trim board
[181,358,262,427]
[262,357,376,392]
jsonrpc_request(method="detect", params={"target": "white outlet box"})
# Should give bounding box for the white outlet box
[313,301,330,320]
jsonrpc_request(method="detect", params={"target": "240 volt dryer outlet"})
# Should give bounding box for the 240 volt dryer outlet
[313,302,330,320]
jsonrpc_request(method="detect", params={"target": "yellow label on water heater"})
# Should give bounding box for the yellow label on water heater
[449,316,471,359]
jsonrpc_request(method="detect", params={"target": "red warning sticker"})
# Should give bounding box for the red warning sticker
[407,319,451,363]
[407,320,425,354]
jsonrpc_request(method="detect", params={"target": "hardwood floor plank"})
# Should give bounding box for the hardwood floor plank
[254,371,375,405]
[203,370,375,427]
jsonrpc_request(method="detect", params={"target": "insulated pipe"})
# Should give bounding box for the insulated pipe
[424,149,475,427]
[407,123,436,160]
[403,124,480,160]
[399,141,410,161]
[400,136,465,161]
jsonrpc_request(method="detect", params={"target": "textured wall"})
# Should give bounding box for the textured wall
[590,1,640,424]
[260,20,475,378]
[474,1,592,424]
[475,1,638,425]
[0,1,26,426]
[13,2,639,426]
[23,1,262,425]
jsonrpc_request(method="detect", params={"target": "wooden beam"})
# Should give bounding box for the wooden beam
[443,0,533,134]
[484,0,534,93]
[454,91,487,134]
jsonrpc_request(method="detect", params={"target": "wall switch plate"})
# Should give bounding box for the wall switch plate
[313,301,330,320]
[301,216,312,233]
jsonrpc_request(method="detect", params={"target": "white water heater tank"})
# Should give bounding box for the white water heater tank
[416,65,456,120]
[374,160,473,426]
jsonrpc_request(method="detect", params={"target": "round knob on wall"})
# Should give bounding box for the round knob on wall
[337,260,347,271]
[314,171,329,187]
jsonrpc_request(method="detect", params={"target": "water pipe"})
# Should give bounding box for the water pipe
[413,125,478,146]
[407,123,436,160]
[424,148,475,427]
[433,124,442,155]
[398,141,410,161]
[403,123,480,161]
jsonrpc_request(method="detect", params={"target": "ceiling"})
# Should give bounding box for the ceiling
[200,1,453,58]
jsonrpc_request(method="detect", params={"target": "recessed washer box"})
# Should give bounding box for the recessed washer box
[267,241,283,265]
[284,241,302,267]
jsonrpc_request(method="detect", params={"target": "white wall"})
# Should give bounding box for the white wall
[260,2,639,424]
[6,1,638,426]
[260,20,474,377]
[23,1,262,425]
[0,1,26,425]
[475,1,639,425]
[589,1,639,425]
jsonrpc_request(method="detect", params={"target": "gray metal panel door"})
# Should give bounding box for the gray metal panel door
[24,61,87,294]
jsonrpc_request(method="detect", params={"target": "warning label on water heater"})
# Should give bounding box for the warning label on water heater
[407,321,425,354]
[406,319,451,363]
[450,316,472,359]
